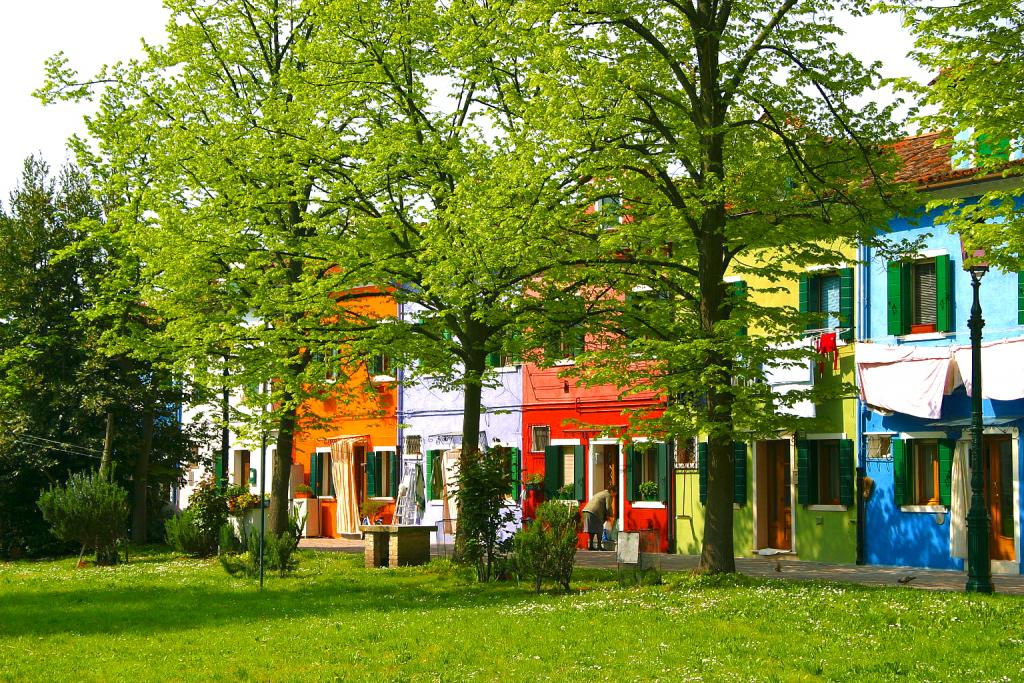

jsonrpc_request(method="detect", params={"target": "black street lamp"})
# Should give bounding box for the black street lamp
[961,237,993,593]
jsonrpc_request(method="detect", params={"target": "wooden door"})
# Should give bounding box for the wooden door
[766,441,792,550]
[985,436,1015,561]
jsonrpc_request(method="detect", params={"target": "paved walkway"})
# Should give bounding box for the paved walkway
[299,537,1024,594]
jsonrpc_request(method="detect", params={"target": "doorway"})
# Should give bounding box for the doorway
[758,440,792,551]
[984,435,1016,562]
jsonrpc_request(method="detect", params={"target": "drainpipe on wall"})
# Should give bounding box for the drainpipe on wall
[855,242,869,565]
[668,437,677,554]
[397,301,405,459]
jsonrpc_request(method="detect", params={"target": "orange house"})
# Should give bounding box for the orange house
[292,286,399,538]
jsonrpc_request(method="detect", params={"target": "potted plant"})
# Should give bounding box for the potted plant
[637,480,659,502]
[294,484,315,500]
[524,473,544,492]
[557,483,576,501]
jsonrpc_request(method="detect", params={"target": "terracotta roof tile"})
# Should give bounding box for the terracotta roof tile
[891,131,1024,187]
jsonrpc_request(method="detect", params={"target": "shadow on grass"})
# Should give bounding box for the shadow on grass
[0,552,535,639]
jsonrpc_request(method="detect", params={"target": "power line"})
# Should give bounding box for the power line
[11,438,103,460]
[16,433,103,455]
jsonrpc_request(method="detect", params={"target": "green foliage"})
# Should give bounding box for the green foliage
[225,484,261,515]
[165,508,219,558]
[880,0,1024,271]
[512,500,579,592]
[188,476,229,541]
[36,471,128,565]
[455,448,516,582]
[218,507,302,578]
[637,480,659,501]
[556,483,576,500]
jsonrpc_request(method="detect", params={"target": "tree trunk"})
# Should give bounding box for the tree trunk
[99,411,115,481]
[268,401,298,535]
[131,401,155,544]
[454,327,488,562]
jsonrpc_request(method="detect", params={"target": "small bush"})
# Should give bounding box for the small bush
[189,476,229,538]
[37,471,129,566]
[219,506,302,578]
[637,480,659,501]
[512,500,579,592]
[456,447,516,581]
[166,507,219,557]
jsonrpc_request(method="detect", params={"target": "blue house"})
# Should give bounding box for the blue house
[858,132,1024,574]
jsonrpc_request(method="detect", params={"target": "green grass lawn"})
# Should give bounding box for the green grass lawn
[1,548,1023,682]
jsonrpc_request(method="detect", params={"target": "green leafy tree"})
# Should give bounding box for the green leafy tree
[516,0,915,572]
[885,0,1024,268]
[37,0,371,535]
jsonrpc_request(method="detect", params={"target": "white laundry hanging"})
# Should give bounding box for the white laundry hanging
[953,336,1024,401]
[855,344,958,420]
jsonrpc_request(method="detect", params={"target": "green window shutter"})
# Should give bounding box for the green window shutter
[796,440,812,505]
[389,451,400,498]
[655,444,671,501]
[510,448,521,502]
[310,452,321,496]
[366,451,379,497]
[573,445,586,499]
[935,254,954,333]
[839,267,854,342]
[732,280,748,337]
[838,439,855,507]
[938,439,954,506]
[732,441,747,506]
[370,355,383,376]
[698,442,708,505]
[892,438,907,506]
[485,351,500,368]
[425,450,435,500]
[798,272,809,315]
[571,327,585,357]
[544,446,560,499]
[887,262,906,336]
[626,445,637,502]
[1018,272,1024,325]
[328,455,336,497]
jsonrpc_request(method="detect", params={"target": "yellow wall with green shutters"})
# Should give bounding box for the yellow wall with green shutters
[673,246,859,563]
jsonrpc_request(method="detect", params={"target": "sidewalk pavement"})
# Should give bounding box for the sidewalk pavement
[299,537,1024,595]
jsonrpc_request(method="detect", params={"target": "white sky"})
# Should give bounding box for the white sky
[0,2,928,196]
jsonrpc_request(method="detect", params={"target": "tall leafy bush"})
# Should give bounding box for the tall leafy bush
[512,500,579,592]
[37,471,128,565]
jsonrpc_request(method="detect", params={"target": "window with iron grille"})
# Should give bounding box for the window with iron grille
[405,435,422,455]
[531,425,550,452]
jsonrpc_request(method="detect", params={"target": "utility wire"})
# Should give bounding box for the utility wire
[16,433,103,455]
[11,438,103,460]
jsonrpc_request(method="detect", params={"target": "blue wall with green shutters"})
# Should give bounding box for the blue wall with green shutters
[862,196,1024,571]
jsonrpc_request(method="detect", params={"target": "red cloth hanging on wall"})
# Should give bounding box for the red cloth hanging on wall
[815,332,838,374]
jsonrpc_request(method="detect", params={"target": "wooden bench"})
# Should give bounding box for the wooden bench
[360,524,434,568]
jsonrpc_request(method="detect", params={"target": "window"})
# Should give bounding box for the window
[365,450,399,498]
[676,438,697,470]
[549,327,584,360]
[892,438,954,508]
[816,441,841,506]
[405,435,422,455]
[866,435,892,460]
[369,354,392,378]
[530,425,550,453]
[309,450,334,497]
[697,441,747,506]
[625,286,675,340]
[796,439,854,507]
[543,444,584,499]
[628,442,669,503]
[799,268,853,340]
[887,255,953,336]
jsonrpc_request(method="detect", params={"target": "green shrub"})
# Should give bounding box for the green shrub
[219,506,302,578]
[189,476,229,538]
[456,447,516,581]
[37,471,129,566]
[165,507,219,557]
[512,500,579,592]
